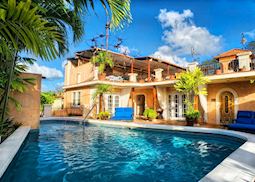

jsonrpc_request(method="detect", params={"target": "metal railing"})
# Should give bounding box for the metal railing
[198,63,221,76]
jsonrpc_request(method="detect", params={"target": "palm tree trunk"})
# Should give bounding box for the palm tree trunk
[99,94,103,113]
[0,54,16,136]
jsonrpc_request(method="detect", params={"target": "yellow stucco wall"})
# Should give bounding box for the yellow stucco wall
[64,60,94,86]
[9,73,41,129]
[207,81,255,124]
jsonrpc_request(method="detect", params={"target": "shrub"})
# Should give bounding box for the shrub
[143,108,157,120]
[98,111,111,120]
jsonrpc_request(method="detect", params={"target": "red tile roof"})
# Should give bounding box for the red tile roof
[214,48,251,59]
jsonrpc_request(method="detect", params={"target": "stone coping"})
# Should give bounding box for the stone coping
[41,117,255,181]
[0,126,30,178]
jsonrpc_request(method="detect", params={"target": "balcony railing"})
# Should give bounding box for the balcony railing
[198,63,221,76]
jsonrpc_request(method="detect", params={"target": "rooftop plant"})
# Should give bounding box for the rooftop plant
[90,51,114,74]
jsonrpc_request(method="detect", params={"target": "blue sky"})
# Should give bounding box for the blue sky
[27,0,255,91]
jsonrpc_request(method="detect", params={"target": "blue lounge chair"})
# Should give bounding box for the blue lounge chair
[111,107,134,121]
[228,111,255,132]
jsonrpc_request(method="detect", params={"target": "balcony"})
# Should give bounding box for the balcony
[198,60,255,76]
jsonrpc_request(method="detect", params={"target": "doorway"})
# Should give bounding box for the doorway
[220,91,235,124]
[136,95,145,116]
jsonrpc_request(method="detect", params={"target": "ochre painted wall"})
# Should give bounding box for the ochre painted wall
[207,81,255,124]
[65,60,94,86]
[9,73,41,129]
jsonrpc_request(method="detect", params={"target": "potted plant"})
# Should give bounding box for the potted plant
[90,51,114,80]
[215,69,222,75]
[174,67,209,126]
[170,74,175,80]
[98,111,111,120]
[185,103,201,126]
[143,108,157,121]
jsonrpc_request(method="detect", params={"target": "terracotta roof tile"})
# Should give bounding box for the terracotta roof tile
[214,48,251,58]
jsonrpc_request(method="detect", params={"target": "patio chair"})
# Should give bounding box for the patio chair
[111,107,134,121]
[228,111,255,132]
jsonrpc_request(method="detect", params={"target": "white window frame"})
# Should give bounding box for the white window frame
[168,93,186,120]
[72,91,81,107]
[105,94,121,114]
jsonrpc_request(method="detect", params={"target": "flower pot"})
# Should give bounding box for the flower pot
[240,67,247,72]
[139,79,145,83]
[170,75,175,80]
[215,69,222,75]
[186,117,195,126]
[99,73,106,80]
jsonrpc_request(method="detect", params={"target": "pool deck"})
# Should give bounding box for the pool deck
[0,126,30,178]
[1,117,255,181]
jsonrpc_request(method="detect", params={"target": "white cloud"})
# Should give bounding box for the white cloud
[244,29,255,39]
[26,63,63,79]
[118,45,131,55]
[153,9,222,66]
[62,60,68,69]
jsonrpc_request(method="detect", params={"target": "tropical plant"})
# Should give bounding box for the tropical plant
[90,51,114,74]
[92,84,112,112]
[0,0,131,137]
[174,67,209,125]
[143,108,157,120]
[184,102,200,126]
[40,92,56,111]
[98,111,111,120]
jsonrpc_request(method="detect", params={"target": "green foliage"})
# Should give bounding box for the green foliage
[90,51,114,74]
[201,58,218,65]
[41,92,56,105]
[143,108,157,120]
[64,0,132,29]
[174,67,209,97]
[92,84,112,100]
[98,111,111,120]
[185,102,200,120]
[0,117,21,142]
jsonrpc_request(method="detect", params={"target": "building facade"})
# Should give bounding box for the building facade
[63,48,255,125]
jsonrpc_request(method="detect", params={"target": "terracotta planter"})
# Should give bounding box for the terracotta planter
[170,75,175,80]
[139,79,145,83]
[215,69,222,75]
[240,67,247,72]
[99,73,106,80]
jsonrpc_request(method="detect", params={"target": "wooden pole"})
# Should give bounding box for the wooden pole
[153,86,157,111]
[131,59,134,73]
[148,59,151,81]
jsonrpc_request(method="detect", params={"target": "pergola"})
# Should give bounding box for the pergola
[70,48,185,81]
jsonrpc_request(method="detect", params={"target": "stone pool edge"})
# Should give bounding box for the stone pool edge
[0,126,30,178]
[42,117,255,182]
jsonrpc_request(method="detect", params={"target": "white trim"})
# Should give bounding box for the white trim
[168,92,186,120]
[216,88,238,124]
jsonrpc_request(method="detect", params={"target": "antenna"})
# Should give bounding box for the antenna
[241,33,247,49]
[105,22,110,50]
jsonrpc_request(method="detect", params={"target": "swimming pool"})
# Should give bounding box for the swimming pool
[1,121,245,182]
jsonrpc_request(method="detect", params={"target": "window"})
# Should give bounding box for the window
[182,95,186,117]
[72,91,81,106]
[168,93,186,119]
[108,95,113,112]
[115,96,120,108]
[106,94,121,114]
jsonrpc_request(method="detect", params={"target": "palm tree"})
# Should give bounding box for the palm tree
[174,68,209,125]
[92,84,112,112]
[0,0,131,138]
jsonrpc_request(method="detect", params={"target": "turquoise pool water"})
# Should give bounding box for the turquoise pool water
[1,121,244,182]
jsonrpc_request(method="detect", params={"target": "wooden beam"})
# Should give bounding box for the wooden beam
[153,86,157,111]
[148,59,151,81]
